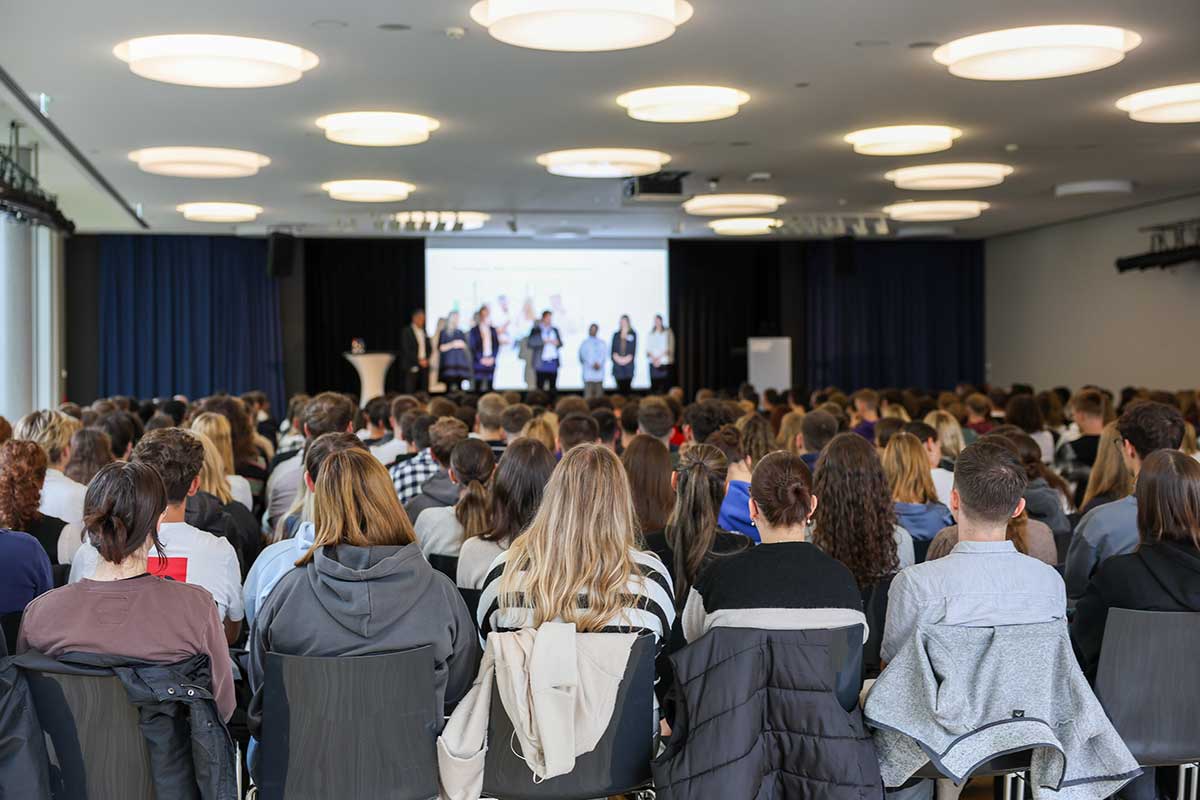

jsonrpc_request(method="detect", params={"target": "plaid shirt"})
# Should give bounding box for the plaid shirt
[391,449,439,505]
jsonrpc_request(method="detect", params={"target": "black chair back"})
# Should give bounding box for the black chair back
[24,670,155,799]
[482,633,655,800]
[427,553,459,582]
[1094,609,1200,766]
[258,647,440,800]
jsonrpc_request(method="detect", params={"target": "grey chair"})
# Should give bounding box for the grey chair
[481,633,655,800]
[1094,609,1200,800]
[24,670,156,799]
[253,647,440,800]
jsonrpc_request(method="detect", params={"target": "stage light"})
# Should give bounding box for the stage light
[315,112,440,146]
[536,148,671,178]
[176,202,263,222]
[113,34,318,88]
[844,125,962,156]
[616,85,750,123]
[884,163,1013,190]
[468,0,693,52]
[882,200,989,221]
[932,25,1141,81]
[321,180,415,202]
[1116,83,1200,123]
[396,211,490,230]
[128,146,270,178]
[683,194,786,216]
[708,217,783,236]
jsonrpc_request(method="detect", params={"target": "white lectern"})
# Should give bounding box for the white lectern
[344,352,395,407]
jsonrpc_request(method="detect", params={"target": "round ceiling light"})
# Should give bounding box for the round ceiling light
[176,202,263,222]
[315,112,440,146]
[844,125,962,156]
[932,25,1141,81]
[113,34,318,88]
[1116,83,1200,123]
[321,179,415,202]
[884,163,1013,190]
[128,146,270,178]
[882,200,989,221]
[683,193,786,216]
[396,211,490,230]
[708,217,783,236]
[536,148,671,178]
[468,0,693,52]
[616,85,750,123]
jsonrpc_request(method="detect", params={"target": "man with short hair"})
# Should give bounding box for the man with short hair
[797,410,839,472]
[557,413,600,454]
[14,410,86,528]
[391,414,440,503]
[618,401,640,451]
[682,400,728,447]
[964,393,994,436]
[906,420,954,505]
[579,323,608,400]
[500,404,533,443]
[1056,389,1107,504]
[70,428,245,643]
[637,398,675,448]
[592,408,620,452]
[404,417,470,523]
[362,396,406,466]
[881,440,1066,664]
[476,393,509,458]
[94,412,137,459]
[1064,400,1185,599]
[400,308,430,394]
[386,395,420,462]
[265,392,356,530]
[851,389,881,442]
[527,310,563,395]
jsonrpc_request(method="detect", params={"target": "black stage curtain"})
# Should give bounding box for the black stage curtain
[669,239,983,399]
[303,237,425,395]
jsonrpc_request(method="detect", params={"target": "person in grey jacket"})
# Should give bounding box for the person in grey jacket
[248,449,481,736]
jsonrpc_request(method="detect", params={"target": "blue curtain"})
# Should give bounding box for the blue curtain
[98,235,285,411]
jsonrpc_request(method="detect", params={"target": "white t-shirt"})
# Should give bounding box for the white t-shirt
[931,467,955,507]
[41,469,87,528]
[70,521,245,622]
[228,474,253,512]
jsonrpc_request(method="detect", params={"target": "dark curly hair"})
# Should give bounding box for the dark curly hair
[0,439,47,531]
[811,432,899,587]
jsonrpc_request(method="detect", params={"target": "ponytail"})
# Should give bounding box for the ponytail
[665,444,730,607]
[451,439,496,540]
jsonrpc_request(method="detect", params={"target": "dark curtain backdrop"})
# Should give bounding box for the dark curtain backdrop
[98,235,285,411]
[669,238,983,398]
[303,237,425,394]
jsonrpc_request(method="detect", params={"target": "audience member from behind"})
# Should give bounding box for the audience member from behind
[360,396,405,465]
[191,430,262,571]
[14,410,85,527]
[520,415,558,453]
[0,445,54,619]
[882,433,954,552]
[70,428,244,643]
[413,438,495,562]
[1003,431,1073,539]
[457,438,556,590]
[618,400,640,451]
[391,413,440,504]
[923,409,965,469]
[190,412,254,512]
[775,411,806,455]
[500,403,533,444]
[621,433,675,537]
[1057,389,1107,505]
[880,440,1066,664]
[736,412,775,465]
[405,417,470,523]
[93,412,137,460]
[557,412,600,454]
[682,400,729,449]
[0,439,84,568]
[64,428,114,487]
[1078,421,1134,516]
[1006,394,1054,464]
[478,444,674,650]
[637,397,676,451]
[265,392,356,531]
[681,451,866,644]
[18,461,235,720]
[964,393,994,436]
[796,410,838,472]
[196,395,270,512]
[475,393,509,458]
[1065,400,1185,599]
[707,425,758,542]
[851,389,881,442]
[905,421,954,505]
[592,408,620,452]
[248,449,481,734]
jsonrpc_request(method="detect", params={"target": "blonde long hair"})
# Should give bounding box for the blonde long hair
[1082,421,1134,509]
[499,443,641,631]
[776,411,806,454]
[924,409,965,462]
[883,432,940,504]
[299,449,414,566]
[191,431,233,505]
[520,416,558,452]
[191,412,236,475]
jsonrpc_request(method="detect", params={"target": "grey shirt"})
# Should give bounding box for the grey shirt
[1063,495,1138,600]
[880,539,1066,664]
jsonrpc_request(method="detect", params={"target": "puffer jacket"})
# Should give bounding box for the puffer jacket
[652,626,883,800]
[0,657,50,799]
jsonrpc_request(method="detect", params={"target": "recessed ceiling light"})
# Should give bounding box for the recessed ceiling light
[396,211,489,230]
[536,148,671,178]
[884,163,1013,190]
[683,194,786,216]
[1116,83,1200,123]
[932,25,1141,81]
[176,201,263,222]
[469,0,693,52]
[882,200,989,221]
[321,179,415,202]
[844,125,962,156]
[128,146,270,178]
[708,217,783,236]
[315,111,440,146]
[113,34,319,88]
[1055,180,1133,197]
[616,85,750,123]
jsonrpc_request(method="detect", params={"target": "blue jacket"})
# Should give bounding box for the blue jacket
[1064,495,1138,600]
[242,521,316,626]
[579,336,608,382]
[894,501,954,542]
[468,325,500,378]
[718,480,758,544]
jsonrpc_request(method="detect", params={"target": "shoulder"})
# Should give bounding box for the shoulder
[1,529,47,556]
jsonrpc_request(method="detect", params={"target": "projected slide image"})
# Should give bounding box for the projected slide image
[425,247,668,390]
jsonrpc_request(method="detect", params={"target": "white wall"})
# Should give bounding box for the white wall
[986,194,1200,394]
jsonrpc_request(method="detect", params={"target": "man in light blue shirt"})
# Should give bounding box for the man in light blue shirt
[578,323,608,399]
[881,440,1066,664]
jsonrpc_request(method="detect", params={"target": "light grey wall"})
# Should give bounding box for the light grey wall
[985,194,1200,394]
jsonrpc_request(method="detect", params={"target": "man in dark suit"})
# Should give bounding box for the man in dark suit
[469,305,501,393]
[399,308,429,394]
[527,310,563,395]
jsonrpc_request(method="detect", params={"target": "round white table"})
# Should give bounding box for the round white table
[343,352,395,407]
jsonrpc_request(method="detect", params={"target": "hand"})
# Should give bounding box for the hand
[482,357,494,367]
[418,358,428,368]
[592,362,601,370]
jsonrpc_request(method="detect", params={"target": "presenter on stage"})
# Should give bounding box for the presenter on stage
[527,310,562,395]
[437,310,472,391]
[399,308,429,393]
[579,323,608,400]
[611,315,637,394]
[469,305,500,393]
[647,314,675,394]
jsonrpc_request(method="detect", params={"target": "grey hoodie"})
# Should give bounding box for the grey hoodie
[404,469,461,525]
[248,542,482,722]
